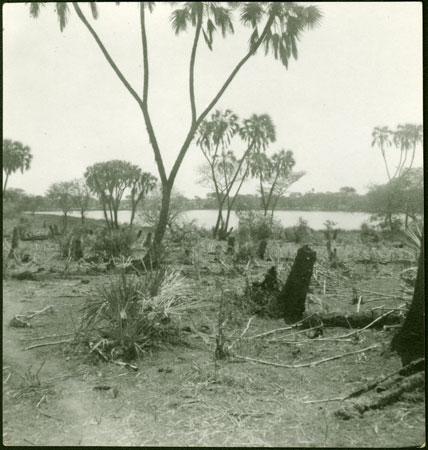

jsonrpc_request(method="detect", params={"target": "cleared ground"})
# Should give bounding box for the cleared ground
[2,215,425,446]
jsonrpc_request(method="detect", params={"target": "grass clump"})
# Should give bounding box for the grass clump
[80,266,201,361]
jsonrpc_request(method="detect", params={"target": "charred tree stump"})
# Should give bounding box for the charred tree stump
[218,227,233,241]
[391,241,425,366]
[276,245,317,323]
[246,266,280,316]
[257,239,268,259]
[143,232,152,249]
[73,237,83,260]
[227,236,235,255]
[8,227,20,259]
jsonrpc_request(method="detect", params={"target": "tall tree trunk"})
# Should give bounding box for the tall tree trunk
[143,183,172,267]
[130,201,136,227]
[381,147,391,180]
[408,143,417,170]
[3,172,10,194]
[213,208,223,238]
[391,238,424,366]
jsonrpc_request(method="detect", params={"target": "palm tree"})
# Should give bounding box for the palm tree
[371,126,392,180]
[403,123,423,170]
[393,124,414,178]
[3,139,33,194]
[29,2,322,261]
[197,109,240,237]
[129,171,157,226]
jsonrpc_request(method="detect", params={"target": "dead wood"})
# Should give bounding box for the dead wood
[11,271,37,281]
[335,371,425,420]
[235,344,379,369]
[8,227,20,258]
[391,242,425,366]
[20,234,50,241]
[276,245,317,323]
[25,339,73,350]
[341,357,424,402]
[302,310,403,329]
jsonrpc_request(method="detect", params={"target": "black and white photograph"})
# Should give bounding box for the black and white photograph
[2,1,424,446]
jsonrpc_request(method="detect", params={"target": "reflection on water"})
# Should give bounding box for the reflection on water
[36,209,372,230]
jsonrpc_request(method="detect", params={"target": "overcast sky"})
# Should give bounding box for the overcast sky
[3,2,423,198]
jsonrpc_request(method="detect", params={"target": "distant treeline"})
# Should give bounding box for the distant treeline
[5,182,423,217]
[189,187,369,212]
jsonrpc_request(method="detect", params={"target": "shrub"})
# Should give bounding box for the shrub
[58,227,85,260]
[90,227,137,260]
[360,222,380,244]
[80,267,201,360]
[235,211,281,260]
[292,217,313,243]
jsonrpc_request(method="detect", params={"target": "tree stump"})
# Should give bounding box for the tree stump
[8,227,20,259]
[257,239,267,259]
[227,236,235,255]
[276,245,317,323]
[73,237,83,260]
[391,240,425,366]
[143,232,152,248]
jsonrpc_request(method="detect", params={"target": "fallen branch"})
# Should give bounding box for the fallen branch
[247,313,315,340]
[16,305,54,321]
[342,357,425,401]
[267,324,323,342]
[303,396,345,404]
[3,372,11,384]
[240,316,256,338]
[36,394,46,408]
[25,339,73,350]
[234,344,379,369]
[335,371,425,420]
[20,332,75,342]
[307,309,401,330]
[355,288,400,298]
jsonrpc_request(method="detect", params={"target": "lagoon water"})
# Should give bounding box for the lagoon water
[37,209,372,230]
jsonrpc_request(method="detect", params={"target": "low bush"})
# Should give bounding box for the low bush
[235,211,281,260]
[79,266,201,360]
[58,227,85,260]
[292,217,313,243]
[90,227,137,260]
[360,222,381,244]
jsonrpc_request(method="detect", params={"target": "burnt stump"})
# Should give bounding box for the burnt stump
[276,245,317,323]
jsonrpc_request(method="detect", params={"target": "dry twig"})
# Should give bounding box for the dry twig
[25,339,73,351]
[235,344,379,369]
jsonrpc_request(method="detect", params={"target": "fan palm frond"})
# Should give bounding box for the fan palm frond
[56,2,70,32]
[89,2,98,19]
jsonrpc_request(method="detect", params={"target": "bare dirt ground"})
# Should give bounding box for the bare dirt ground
[2,217,425,447]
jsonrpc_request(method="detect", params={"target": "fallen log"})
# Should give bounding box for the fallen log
[335,371,424,420]
[302,310,404,329]
[20,234,50,241]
